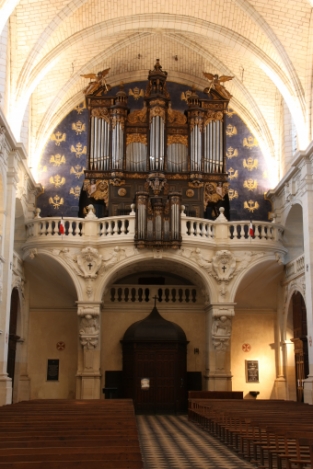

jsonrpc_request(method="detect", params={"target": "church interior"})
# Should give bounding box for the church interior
[0,0,313,426]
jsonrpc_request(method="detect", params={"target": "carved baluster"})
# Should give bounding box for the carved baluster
[261,224,267,239]
[46,220,52,236]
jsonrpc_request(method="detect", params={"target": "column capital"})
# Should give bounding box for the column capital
[206,303,236,317]
[76,301,102,317]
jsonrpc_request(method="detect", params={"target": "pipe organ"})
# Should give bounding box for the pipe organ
[83,60,231,248]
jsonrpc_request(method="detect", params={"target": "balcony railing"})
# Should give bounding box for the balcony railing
[24,213,284,249]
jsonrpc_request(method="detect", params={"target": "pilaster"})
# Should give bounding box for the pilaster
[76,301,102,399]
[204,304,235,391]
[0,150,19,405]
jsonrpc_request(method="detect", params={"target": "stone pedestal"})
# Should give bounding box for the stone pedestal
[0,375,12,405]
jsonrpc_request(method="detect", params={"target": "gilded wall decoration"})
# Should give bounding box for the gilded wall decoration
[49,195,64,209]
[224,108,236,118]
[243,157,258,171]
[226,147,238,158]
[70,143,87,158]
[72,121,86,135]
[244,200,260,212]
[70,165,85,178]
[49,175,66,188]
[243,136,258,149]
[228,168,238,180]
[126,133,147,145]
[167,135,188,147]
[69,186,81,199]
[50,154,66,166]
[50,131,66,145]
[228,188,239,200]
[225,124,237,137]
[129,87,144,100]
[75,103,86,114]
[243,179,258,190]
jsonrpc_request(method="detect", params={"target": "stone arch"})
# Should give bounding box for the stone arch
[98,252,214,396]
[283,203,304,263]
[14,14,304,148]
[33,31,275,172]
[24,251,79,400]
[284,288,308,401]
[229,253,284,304]
[231,257,284,398]
[96,252,216,303]
[23,249,83,301]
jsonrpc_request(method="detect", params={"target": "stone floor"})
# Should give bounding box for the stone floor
[136,414,256,469]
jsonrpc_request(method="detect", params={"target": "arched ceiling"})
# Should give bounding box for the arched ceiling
[1,0,312,183]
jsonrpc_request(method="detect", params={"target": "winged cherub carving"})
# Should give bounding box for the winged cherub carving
[203,72,233,99]
[81,68,111,95]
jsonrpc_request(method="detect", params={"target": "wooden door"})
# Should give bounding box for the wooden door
[124,342,187,413]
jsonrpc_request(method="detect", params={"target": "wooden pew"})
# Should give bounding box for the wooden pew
[0,399,143,469]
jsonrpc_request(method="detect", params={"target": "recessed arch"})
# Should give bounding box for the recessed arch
[96,254,215,303]
[24,251,81,305]
[283,204,304,263]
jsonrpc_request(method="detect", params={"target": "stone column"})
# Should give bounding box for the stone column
[0,150,18,405]
[204,304,235,391]
[76,301,102,399]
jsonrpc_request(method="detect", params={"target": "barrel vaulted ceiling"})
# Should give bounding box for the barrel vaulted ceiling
[0,0,312,184]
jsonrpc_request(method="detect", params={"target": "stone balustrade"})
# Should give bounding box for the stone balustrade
[24,213,285,252]
[285,254,305,279]
[106,285,200,304]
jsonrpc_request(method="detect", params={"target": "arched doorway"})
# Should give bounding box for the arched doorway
[121,305,188,414]
[291,291,309,402]
[7,288,20,393]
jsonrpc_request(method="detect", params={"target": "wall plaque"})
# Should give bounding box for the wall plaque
[47,359,59,381]
[245,360,259,383]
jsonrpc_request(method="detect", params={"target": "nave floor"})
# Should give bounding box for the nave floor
[136,414,255,469]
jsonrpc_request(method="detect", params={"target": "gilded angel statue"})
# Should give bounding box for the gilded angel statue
[81,68,111,95]
[203,72,233,99]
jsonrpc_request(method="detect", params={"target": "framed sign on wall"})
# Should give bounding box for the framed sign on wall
[47,359,59,381]
[245,360,259,383]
